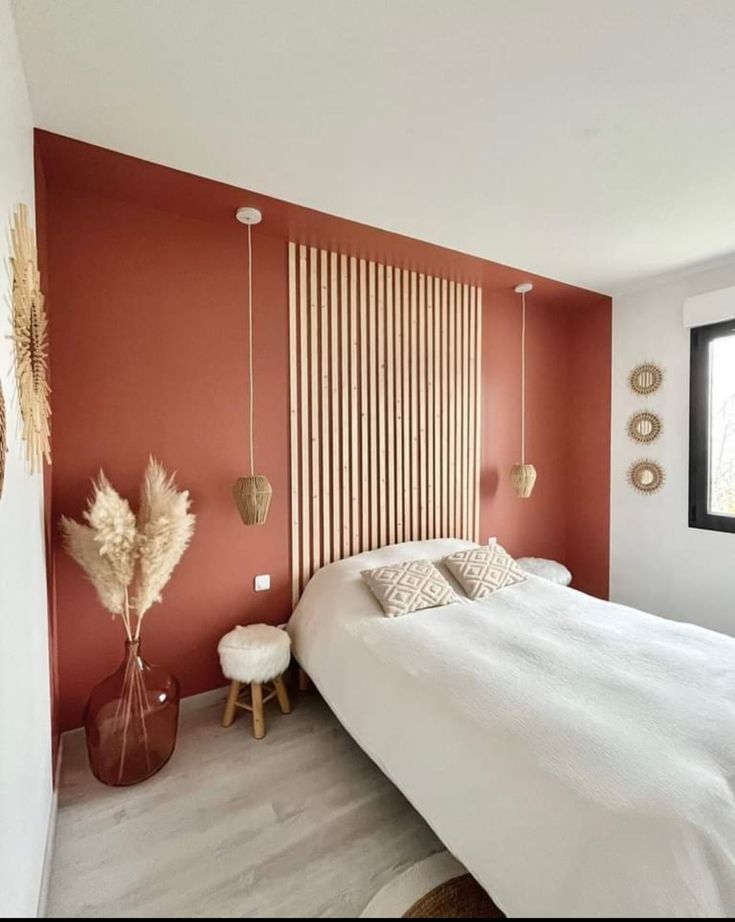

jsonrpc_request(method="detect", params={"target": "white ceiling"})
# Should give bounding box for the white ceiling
[11,0,735,294]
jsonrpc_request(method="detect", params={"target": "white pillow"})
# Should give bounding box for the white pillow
[361,559,459,618]
[517,557,572,586]
[444,544,526,600]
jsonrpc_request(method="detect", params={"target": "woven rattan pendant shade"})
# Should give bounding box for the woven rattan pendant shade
[510,463,537,499]
[233,474,272,526]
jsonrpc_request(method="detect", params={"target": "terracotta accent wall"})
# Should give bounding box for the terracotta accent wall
[37,131,611,731]
[565,301,612,599]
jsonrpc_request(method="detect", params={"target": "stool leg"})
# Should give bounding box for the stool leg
[251,682,265,739]
[298,667,310,692]
[274,675,292,714]
[222,680,241,727]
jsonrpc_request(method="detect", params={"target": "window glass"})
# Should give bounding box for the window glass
[708,334,735,517]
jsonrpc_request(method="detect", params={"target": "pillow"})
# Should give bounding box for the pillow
[516,557,572,586]
[444,544,525,600]
[361,559,459,618]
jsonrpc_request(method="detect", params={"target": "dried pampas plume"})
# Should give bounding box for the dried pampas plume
[136,459,195,617]
[60,458,195,640]
[60,516,126,616]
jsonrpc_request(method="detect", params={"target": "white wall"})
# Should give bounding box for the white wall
[0,0,54,916]
[612,259,735,636]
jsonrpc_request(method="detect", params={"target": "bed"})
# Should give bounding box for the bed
[287,538,735,918]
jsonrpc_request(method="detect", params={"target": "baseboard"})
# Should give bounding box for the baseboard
[36,740,62,918]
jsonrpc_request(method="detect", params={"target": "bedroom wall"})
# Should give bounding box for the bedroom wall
[36,131,612,731]
[0,1,54,915]
[611,259,735,635]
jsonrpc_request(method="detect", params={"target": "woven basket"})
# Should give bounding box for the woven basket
[403,873,503,918]
[233,474,272,525]
[510,463,537,499]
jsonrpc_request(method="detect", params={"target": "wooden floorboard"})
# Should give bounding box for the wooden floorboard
[47,691,443,918]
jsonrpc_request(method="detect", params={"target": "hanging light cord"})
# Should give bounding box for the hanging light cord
[521,290,527,465]
[247,222,255,477]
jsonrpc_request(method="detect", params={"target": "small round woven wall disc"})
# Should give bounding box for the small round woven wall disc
[629,362,663,396]
[628,459,665,495]
[627,410,662,444]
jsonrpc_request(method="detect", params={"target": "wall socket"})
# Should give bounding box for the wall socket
[487,536,497,546]
[254,574,271,592]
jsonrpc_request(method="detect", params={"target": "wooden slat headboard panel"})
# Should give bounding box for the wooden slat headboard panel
[288,242,482,602]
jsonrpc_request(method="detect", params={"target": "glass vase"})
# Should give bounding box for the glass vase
[84,640,180,786]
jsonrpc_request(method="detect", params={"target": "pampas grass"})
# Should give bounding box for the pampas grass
[136,460,195,621]
[61,458,195,641]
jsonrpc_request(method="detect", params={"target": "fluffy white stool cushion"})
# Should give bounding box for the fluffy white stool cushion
[516,557,572,587]
[218,624,291,684]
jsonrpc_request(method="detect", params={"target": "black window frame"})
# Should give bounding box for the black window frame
[689,317,735,534]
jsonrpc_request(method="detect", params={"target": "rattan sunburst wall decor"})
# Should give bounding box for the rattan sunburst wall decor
[9,203,50,473]
[628,459,665,495]
[627,410,662,444]
[629,362,663,396]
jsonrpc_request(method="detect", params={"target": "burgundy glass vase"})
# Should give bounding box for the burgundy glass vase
[84,640,180,786]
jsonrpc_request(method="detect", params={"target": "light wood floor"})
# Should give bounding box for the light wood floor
[47,688,443,918]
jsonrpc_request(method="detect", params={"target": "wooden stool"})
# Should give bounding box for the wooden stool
[217,624,292,740]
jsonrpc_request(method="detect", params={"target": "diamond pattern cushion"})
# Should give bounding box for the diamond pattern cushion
[361,559,458,618]
[444,544,526,600]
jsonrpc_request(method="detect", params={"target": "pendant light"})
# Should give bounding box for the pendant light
[232,206,273,525]
[510,282,537,499]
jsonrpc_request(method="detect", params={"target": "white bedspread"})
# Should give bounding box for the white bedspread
[288,540,735,918]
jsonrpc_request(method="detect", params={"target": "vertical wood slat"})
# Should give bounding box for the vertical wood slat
[461,283,470,538]
[340,254,350,558]
[418,274,427,540]
[297,247,310,591]
[386,266,396,546]
[467,285,476,544]
[377,264,387,547]
[410,271,419,539]
[441,279,449,539]
[359,259,368,550]
[368,261,378,550]
[320,250,331,564]
[288,243,300,604]
[350,257,359,555]
[475,289,483,543]
[459,283,467,537]
[433,276,442,539]
[448,281,456,537]
[395,269,404,543]
[308,248,320,572]
[426,276,434,539]
[456,282,463,538]
[402,269,411,539]
[288,241,483,599]
[329,252,340,560]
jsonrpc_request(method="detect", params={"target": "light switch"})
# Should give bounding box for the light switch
[254,574,271,592]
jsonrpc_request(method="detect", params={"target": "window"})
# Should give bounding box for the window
[690,318,735,533]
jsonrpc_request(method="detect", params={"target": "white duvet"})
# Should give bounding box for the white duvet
[288,539,735,918]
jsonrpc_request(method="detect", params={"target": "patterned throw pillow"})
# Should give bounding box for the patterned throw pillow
[361,560,459,618]
[444,544,526,600]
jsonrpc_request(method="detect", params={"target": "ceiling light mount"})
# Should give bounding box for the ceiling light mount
[514,282,533,295]
[235,206,262,225]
